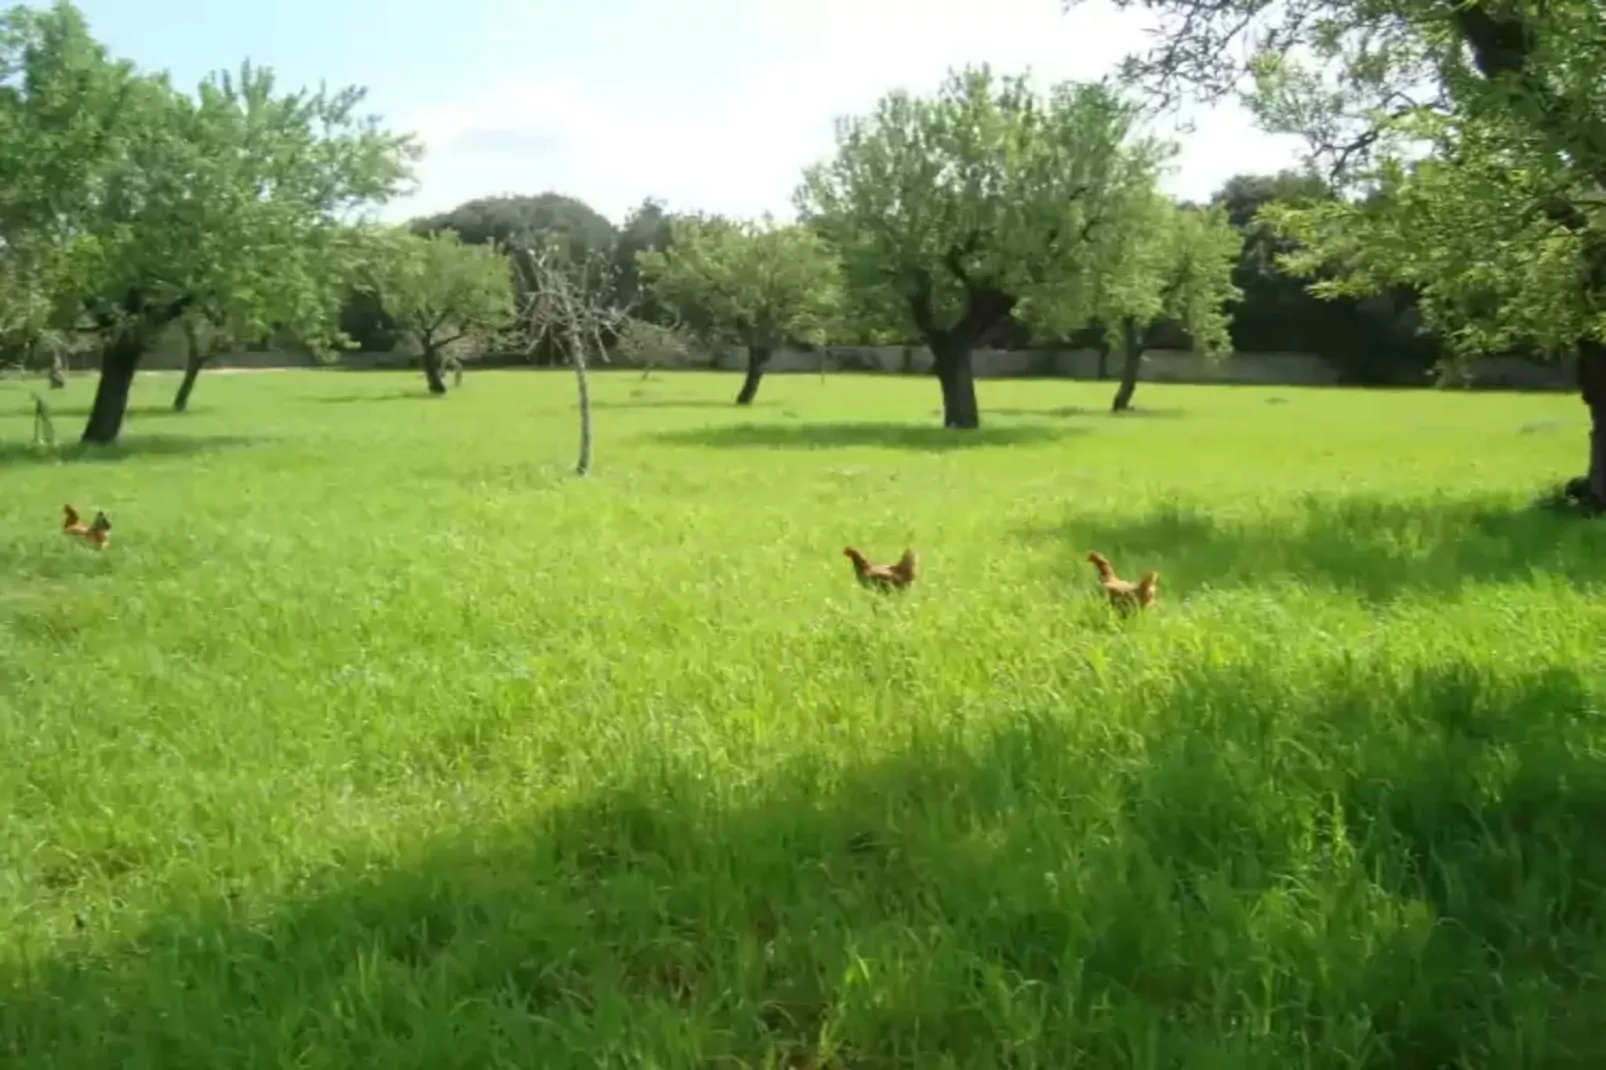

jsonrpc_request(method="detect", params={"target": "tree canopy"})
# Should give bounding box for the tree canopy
[798,65,1171,428]
[1069,0,1606,363]
[360,228,515,394]
[0,0,418,443]
[414,192,617,264]
[1070,0,1606,495]
[637,215,842,403]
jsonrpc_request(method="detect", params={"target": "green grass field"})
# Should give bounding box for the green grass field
[3,367,1605,1067]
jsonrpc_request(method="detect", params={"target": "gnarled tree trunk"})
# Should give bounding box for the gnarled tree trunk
[930,335,981,428]
[422,347,448,394]
[82,331,145,445]
[736,344,773,405]
[906,242,1015,429]
[1110,316,1144,412]
[173,319,207,412]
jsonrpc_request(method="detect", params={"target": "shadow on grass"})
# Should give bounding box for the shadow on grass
[3,656,1605,1064]
[989,404,1189,421]
[651,420,1078,452]
[0,434,264,469]
[1027,492,1606,601]
[308,390,441,405]
[589,398,746,412]
[21,402,201,421]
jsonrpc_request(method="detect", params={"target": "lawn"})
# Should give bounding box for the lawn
[3,367,1605,1068]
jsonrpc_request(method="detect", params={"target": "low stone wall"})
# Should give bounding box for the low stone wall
[123,317,1576,391]
[705,344,1573,390]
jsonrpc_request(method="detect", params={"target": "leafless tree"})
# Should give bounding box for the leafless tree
[613,317,703,380]
[510,241,631,476]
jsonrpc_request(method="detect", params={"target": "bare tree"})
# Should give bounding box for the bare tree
[613,317,702,381]
[510,241,631,476]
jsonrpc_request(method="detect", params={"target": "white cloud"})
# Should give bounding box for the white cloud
[385,0,1309,225]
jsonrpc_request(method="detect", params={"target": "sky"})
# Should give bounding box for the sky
[75,0,1309,226]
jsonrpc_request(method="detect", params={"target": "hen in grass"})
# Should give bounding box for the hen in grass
[62,504,111,551]
[843,546,918,592]
[1086,550,1156,615]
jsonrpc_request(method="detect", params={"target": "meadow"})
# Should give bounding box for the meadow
[2,367,1605,1068]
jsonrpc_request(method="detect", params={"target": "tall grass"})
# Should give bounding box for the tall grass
[2,369,1604,1067]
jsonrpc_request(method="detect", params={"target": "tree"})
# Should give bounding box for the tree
[0,3,417,445]
[415,193,616,263]
[798,65,1170,428]
[612,197,675,322]
[1067,0,1606,498]
[1111,200,1242,411]
[360,228,515,394]
[637,215,842,404]
[0,3,138,393]
[511,244,630,476]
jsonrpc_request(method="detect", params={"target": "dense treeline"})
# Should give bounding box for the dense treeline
[339,174,1449,389]
[3,0,1590,445]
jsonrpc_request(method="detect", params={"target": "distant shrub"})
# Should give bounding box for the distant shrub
[613,319,706,369]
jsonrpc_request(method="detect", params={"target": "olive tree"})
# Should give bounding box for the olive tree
[0,3,417,445]
[797,65,1169,429]
[360,228,516,393]
[1028,194,1241,411]
[637,215,841,404]
[1069,0,1606,500]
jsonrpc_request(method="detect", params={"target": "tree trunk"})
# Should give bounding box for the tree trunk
[929,335,980,429]
[173,359,203,412]
[572,331,593,476]
[422,348,448,394]
[174,320,206,412]
[1578,341,1606,511]
[736,345,773,405]
[81,331,145,445]
[1110,317,1143,412]
[1096,339,1110,380]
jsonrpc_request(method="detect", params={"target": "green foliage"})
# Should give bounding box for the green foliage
[415,193,617,264]
[0,2,417,438]
[1160,203,1244,357]
[4,371,1606,1065]
[611,197,676,320]
[1208,171,1446,383]
[74,60,416,352]
[1076,0,1606,365]
[0,1,141,345]
[636,215,842,350]
[1264,134,1606,362]
[360,228,516,357]
[797,65,1171,342]
[1029,192,1241,355]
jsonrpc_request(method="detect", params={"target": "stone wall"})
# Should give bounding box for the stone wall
[705,344,1574,390]
[123,319,1577,391]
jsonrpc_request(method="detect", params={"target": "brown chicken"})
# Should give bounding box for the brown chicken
[62,504,112,551]
[843,546,918,592]
[1086,551,1157,615]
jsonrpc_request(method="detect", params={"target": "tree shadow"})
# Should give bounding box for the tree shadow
[588,398,745,412]
[4,657,1604,1065]
[650,421,1079,452]
[32,403,197,420]
[989,405,1189,421]
[0,434,264,469]
[309,390,439,405]
[1024,492,1606,602]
